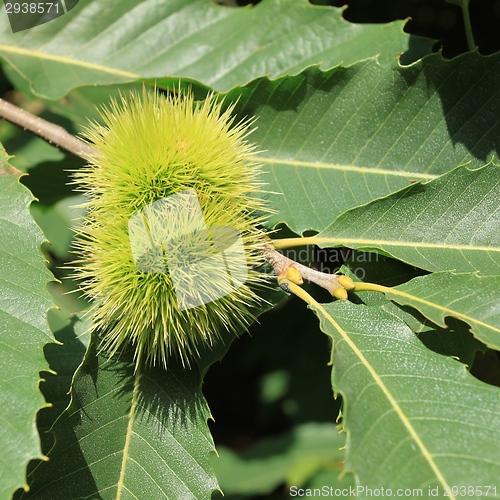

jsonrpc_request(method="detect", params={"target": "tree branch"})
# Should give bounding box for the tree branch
[262,240,354,299]
[0,97,95,159]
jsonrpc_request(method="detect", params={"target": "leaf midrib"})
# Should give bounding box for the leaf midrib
[275,236,500,253]
[116,369,140,499]
[259,156,439,180]
[0,45,138,77]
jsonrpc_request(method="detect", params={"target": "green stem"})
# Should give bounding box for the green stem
[351,282,390,294]
[461,0,476,52]
[282,279,319,307]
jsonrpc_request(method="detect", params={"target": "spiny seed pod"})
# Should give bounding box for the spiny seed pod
[72,89,269,367]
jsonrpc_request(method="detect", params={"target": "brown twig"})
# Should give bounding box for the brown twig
[0,97,95,159]
[262,240,354,299]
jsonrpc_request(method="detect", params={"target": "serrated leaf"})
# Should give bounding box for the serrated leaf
[312,300,500,494]
[32,310,89,455]
[227,52,500,234]
[376,272,500,351]
[0,148,54,498]
[25,336,219,499]
[311,163,500,274]
[0,0,413,100]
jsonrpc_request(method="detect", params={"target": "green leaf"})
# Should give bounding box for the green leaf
[25,336,219,499]
[394,311,486,368]
[312,300,500,493]
[212,423,352,496]
[16,310,90,500]
[313,163,500,274]
[228,52,500,234]
[378,272,500,351]
[0,0,413,100]
[0,148,54,498]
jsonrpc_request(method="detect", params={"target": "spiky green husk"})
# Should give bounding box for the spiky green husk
[72,90,268,367]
